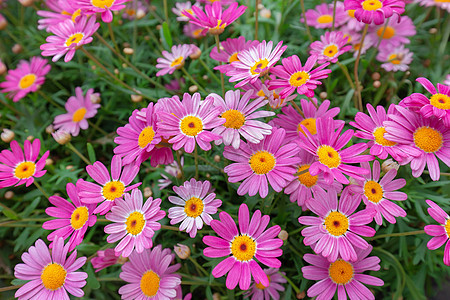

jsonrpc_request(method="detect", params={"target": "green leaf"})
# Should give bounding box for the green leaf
[0,202,20,220]
[87,143,96,163]
[160,22,173,49]
[86,263,101,289]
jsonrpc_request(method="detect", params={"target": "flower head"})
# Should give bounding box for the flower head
[172,1,201,22]
[344,0,405,25]
[156,44,193,76]
[210,36,259,74]
[244,268,287,300]
[424,200,450,266]
[37,0,81,32]
[91,248,121,272]
[376,44,413,72]
[368,15,416,48]
[302,2,348,29]
[310,31,352,64]
[72,0,129,23]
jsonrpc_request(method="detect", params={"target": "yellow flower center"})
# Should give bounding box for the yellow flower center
[19,74,37,89]
[445,219,450,239]
[297,118,317,135]
[230,235,256,261]
[72,107,87,123]
[184,197,204,218]
[125,8,135,16]
[181,8,193,17]
[138,126,155,148]
[255,275,271,289]
[289,71,310,87]
[387,54,401,65]
[140,270,160,297]
[413,126,443,153]
[250,59,270,76]
[362,0,383,11]
[430,93,450,110]
[65,33,84,47]
[229,52,240,63]
[353,43,361,51]
[63,9,82,22]
[257,89,266,98]
[373,127,396,146]
[297,164,318,188]
[377,26,395,39]
[317,14,333,24]
[70,206,89,230]
[344,33,352,43]
[249,151,276,175]
[324,211,349,236]
[14,161,36,179]
[91,0,115,8]
[222,109,246,129]
[209,19,227,34]
[102,181,125,201]
[363,180,384,203]
[435,0,450,2]
[328,259,354,285]
[41,263,67,291]
[317,145,341,169]
[170,56,185,69]
[323,45,339,58]
[348,9,356,18]
[125,211,146,235]
[180,115,203,136]
[193,28,203,38]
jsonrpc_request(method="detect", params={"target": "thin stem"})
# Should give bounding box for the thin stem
[255,0,259,40]
[0,285,23,292]
[87,120,109,137]
[354,24,369,112]
[293,167,308,177]
[194,144,199,180]
[181,67,207,94]
[185,152,224,173]
[176,151,185,181]
[0,98,23,116]
[300,0,313,42]
[188,256,208,277]
[423,171,450,176]
[369,230,425,241]
[291,101,305,118]
[0,218,53,226]
[280,271,301,294]
[34,181,49,200]
[214,35,226,97]
[198,58,221,85]
[66,142,91,165]
[163,0,169,25]
[161,225,181,231]
[331,0,337,31]
[108,22,120,54]
[336,61,355,89]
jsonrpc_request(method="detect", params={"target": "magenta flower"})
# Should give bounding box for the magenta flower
[105,188,165,257]
[168,178,222,238]
[244,268,287,300]
[299,189,375,262]
[376,44,413,72]
[156,44,193,77]
[40,16,100,62]
[91,248,121,272]
[119,245,181,299]
[310,31,352,64]
[368,15,416,48]
[0,56,51,102]
[415,0,450,12]
[73,0,129,23]
[203,203,283,290]
[343,0,405,25]
[172,1,202,22]
[224,127,300,198]
[301,2,348,29]
[210,36,259,74]
[43,181,97,251]
[268,55,331,98]
[0,139,49,188]
[14,237,87,299]
[400,77,450,127]
[53,87,100,137]
[302,245,384,299]
[424,200,450,266]
[37,0,81,32]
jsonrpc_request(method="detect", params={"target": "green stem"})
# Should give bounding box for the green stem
[108,22,120,54]
[354,24,369,112]
[194,144,199,180]
[188,256,208,277]
[336,61,356,89]
[291,101,305,118]
[280,272,301,294]
[0,285,23,292]
[198,58,221,85]
[0,218,53,226]
[163,0,169,25]
[255,0,259,40]
[300,0,313,42]
[331,0,337,31]
[33,181,50,200]
[38,90,63,110]
[87,120,109,137]
[369,230,425,241]
[176,150,185,181]
[0,98,23,116]
[181,67,207,94]
[66,142,91,165]
[214,35,226,97]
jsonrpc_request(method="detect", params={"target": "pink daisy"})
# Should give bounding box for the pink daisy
[203,203,283,290]
[0,139,49,188]
[424,200,450,266]
[183,1,247,35]
[399,77,450,127]
[53,87,100,137]
[40,16,100,62]
[183,22,205,39]
[78,155,141,215]
[268,55,331,99]
[43,181,97,251]
[376,44,413,72]
[14,237,87,299]
[223,127,300,198]
[157,93,224,153]
[37,0,81,32]
[302,245,384,299]
[209,89,275,149]
[244,268,287,300]
[118,245,181,299]
[414,0,450,12]
[240,79,298,109]
[343,0,405,25]
[348,160,407,225]
[168,178,222,238]
[343,8,365,31]
[172,1,201,22]
[227,41,287,88]
[444,74,450,86]
[368,15,416,48]
[0,56,51,102]
[158,158,184,190]
[156,44,193,77]
[301,2,348,29]
[122,0,147,20]
[91,248,121,272]
[310,31,352,64]
[104,188,165,257]
[298,189,376,262]
[384,106,450,181]
[297,117,373,185]
[72,0,129,23]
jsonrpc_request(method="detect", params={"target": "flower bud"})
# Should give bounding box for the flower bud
[90,92,101,104]
[131,94,143,103]
[319,91,328,99]
[18,0,34,7]
[296,291,306,299]
[174,244,191,259]
[46,124,55,134]
[123,47,134,55]
[260,8,271,18]
[0,59,7,76]
[26,135,34,141]
[213,293,221,300]
[371,72,380,81]
[0,13,7,30]
[117,255,129,265]
[214,155,221,162]
[202,75,209,80]
[373,80,381,88]
[114,68,119,75]
[12,44,22,54]
[1,129,15,143]
[52,130,71,145]
[382,158,399,173]
[143,187,152,198]
[189,45,201,60]
[278,230,289,241]
[4,190,14,200]
[136,9,146,19]
[429,28,437,34]
[45,158,54,166]
[189,85,198,93]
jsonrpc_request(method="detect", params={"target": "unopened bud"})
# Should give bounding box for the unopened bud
[188,85,198,93]
[296,291,306,299]
[214,155,221,162]
[371,72,381,81]
[52,130,71,145]
[1,129,15,143]
[46,124,55,134]
[144,35,150,41]
[319,91,327,99]
[123,42,131,48]
[90,92,101,104]
[382,158,399,173]
[260,8,271,18]
[4,190,14,200]
[143,187,152,198]
[12,44,22,54]
[0,13,7,30]
[174,244,191,259]
[429,28,437,34]
[202,75,209,80]
[91,65,97,70]
[373,80,381,88]
[26,135,34,141]
[123,47,134,55]
[278,230,288,241]
[156,24,162,30]
[117,256,128,265]
[131,94,143,103]
[213,293,221,300]
[189,45,201,60]
[18,0,34,6]
[0,59,6,75]
[257,3,264,9]
[66,165,74,170]
[114,68,119,75]
[45,158,54,166]
[136,9,146,19]
[206,173,211,178]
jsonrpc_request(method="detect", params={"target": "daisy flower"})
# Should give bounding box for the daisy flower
[268,55,331,99]
[91,248,122,272]
[224,127,300,198]
[424,200,450,266]
[14,237,87,299]
[444,74,450,86]
[301,2,348,29]
[343,0,405,25]
[414,0,450,12]
[37,0,81,32]
[72,0,129,23]
[244,268,287,300]
[227,41,287,88]
[122,0,147,20]
[0,139,49,188]
[350,33,376,57]
[399,77,450,127]
[298,189,376,262]
[53,87,100,137]
[368,15,416,48]
[43,181,97,251]
[350,103,408,162]
[0,56,51,102]
[211,36,260,74]
[310,31,352,64]
[114,103,162,165]
[172,1,201,22]
[40,16,100,62]
[118,245,181,299]
[157,93,224,153]
[203,203,283,290]
[297,117,373,185]
[168,178,222,238]
[376,44,413,72]
[348,161,407,225]
[343,8,365,31]
[183,22,204,39]
[104,188,165,257]
[384,106,450,181]
[156,44,193,77]
[209,89,275,149]
[182,1,247,35]
[302,245,384,299]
